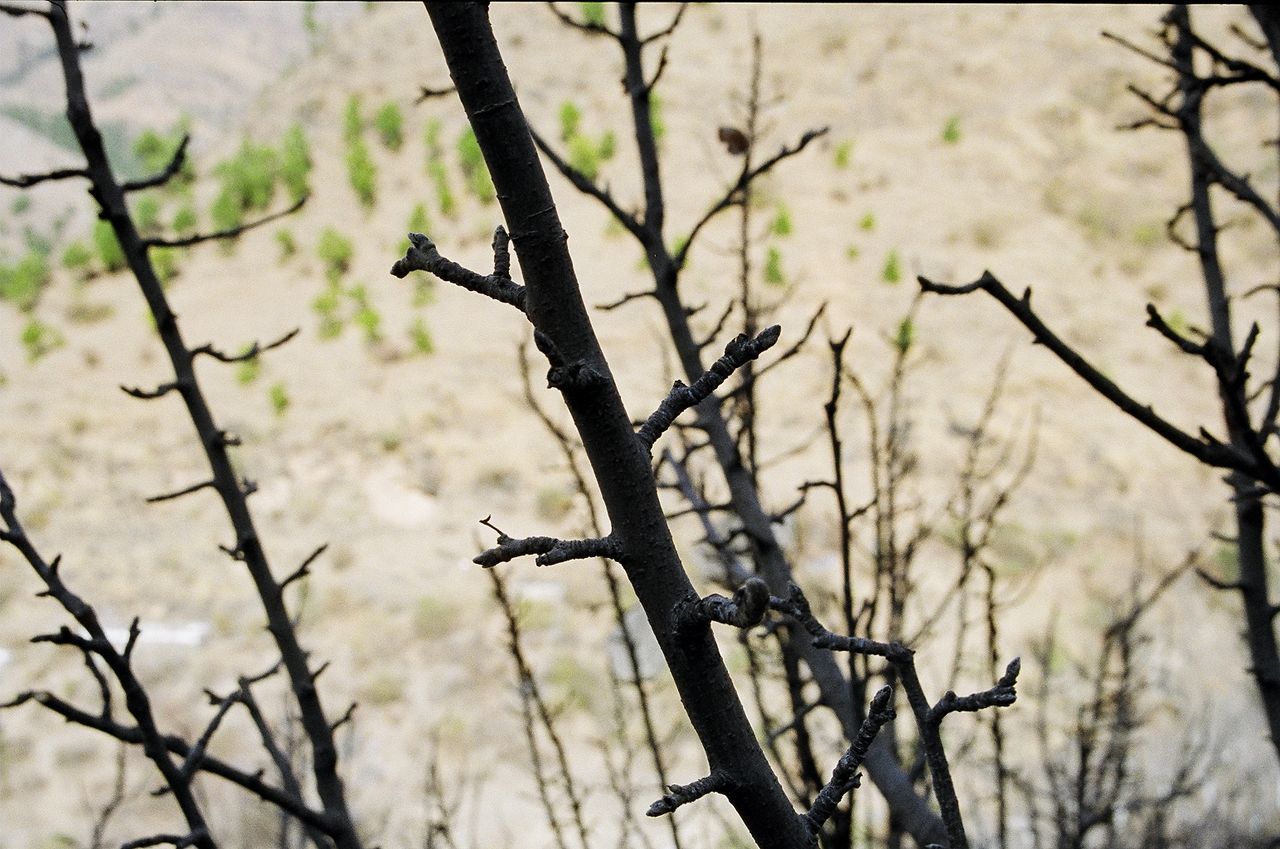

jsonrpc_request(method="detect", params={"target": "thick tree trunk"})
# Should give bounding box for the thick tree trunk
[425,5,814,847]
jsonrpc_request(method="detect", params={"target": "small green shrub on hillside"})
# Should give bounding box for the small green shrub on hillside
[275,228,297,261]
[343,94,363,144]
[764,246,785,287]
[150,246,179,285]
[882,249,902,284]
[61,241,93,279]
[93,220,125,272]
[280,123,312,202]
[559,100,582,142]
[346,138,377,208]
[215,138,279,213]
[941,115,962,144]
[579,2,606,28]
[771,203,793,237]
[133,194,162,237]
[171,204,198,237]
[409,317,434,356]
[374,102,404,151]
[317,227,354,281]
[429,160,456,218]
[0,251,50,311]
[21,318,63,362]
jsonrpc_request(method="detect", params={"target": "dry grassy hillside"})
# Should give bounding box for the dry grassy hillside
[1,3,1276,847]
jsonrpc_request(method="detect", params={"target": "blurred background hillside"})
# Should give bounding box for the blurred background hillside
[1,4,1277,847]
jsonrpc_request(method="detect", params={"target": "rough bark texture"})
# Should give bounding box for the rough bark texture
[425,5,813,847]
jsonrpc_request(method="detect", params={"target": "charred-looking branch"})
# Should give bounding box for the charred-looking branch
[646,771,732,817]
[474,518,621,568]
[0,164,88,187]
[426,5,811,846]
[637,326,782,449]
[804,686,896,836]
[143,195,307,249]
[774,582,1020,849]
[0,471,218,849]
[12,5,362,847]
[390,229,527,312]
[919,271,1280,490]
[122,134,190,192]
[681,576,771,630]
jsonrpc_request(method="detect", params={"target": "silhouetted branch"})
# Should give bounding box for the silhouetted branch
[637,326,782,449]
[144,195,307,248]
[122,134,191,192]
[919,271,1276,486]
[0,165,88,187]
[647,771,730,817]
[391,231,527,312]
[804,686,895,834]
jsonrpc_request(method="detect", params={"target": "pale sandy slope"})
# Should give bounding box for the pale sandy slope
[0,4,1276,846]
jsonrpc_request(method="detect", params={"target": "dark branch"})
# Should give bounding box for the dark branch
[805,686,896,834]
[144,195,306,249]
[646,771,730,817]
[0,165,88,188]
[638,326,782,449]
[191,328,300,364]
[919,271,1273,486]
[391,231,527,312]
[475,518,620,568]
[122,135,191,192]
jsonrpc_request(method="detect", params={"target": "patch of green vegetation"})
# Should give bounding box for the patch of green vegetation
[764,246,785,287]
[275,228,297,260]
[859,212,876,231]
[150,246,179,285]
[312,284,343,339]
[648,92,665,144]
[881,249,901,284]
[269,382,290,417]
[235,344,261,385]
[317,227,354,282]
[21,318,64,362]
[211,137,280,232]
[10,195,31,216]
[833,139,853,169]
[579,1,606,27]
[61,241,93,279]
[456,127,495,204]
[346,138,377,208]
[171,204,198,237]
[559,100,582,142]
[409,317,435,356]
[132,194,162,237]
[93,220,125,273]
[374,102,404,151]
[280,123,312,202]
[845,244,860,261]
[771,203,793,237]
[568,133,605,181]
[343,94,363,144]
[894,316,915,354]
[941,115,962,144]
[429,159,456,217]
[0,251,49,311]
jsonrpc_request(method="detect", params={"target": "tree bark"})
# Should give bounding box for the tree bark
[425,5,814,847]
